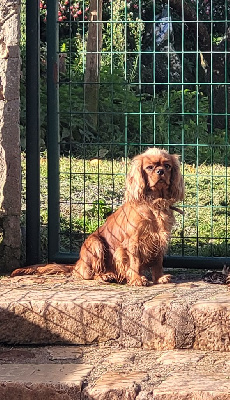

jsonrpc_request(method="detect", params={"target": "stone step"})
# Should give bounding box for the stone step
[0,346,230,399]
[0,272,230,350]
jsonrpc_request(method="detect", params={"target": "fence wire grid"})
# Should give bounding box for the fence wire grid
[25,0,230,267]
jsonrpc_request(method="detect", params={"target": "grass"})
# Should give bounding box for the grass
[21,154,230,262]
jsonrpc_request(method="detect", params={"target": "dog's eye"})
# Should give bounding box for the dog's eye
[146,165,154,171]
[164,164,171,170]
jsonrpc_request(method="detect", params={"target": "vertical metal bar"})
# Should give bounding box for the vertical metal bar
[195,0,199,256]
[195,0,199,257]
[224,0,228,255]
[82,0,86,240]
[47,0,60,261]
[152,1,156,144]
[210,0,214,256]
[69,4,72,252]
[138,0,141,152]
[167,0,170,149]
[26,0,40,265]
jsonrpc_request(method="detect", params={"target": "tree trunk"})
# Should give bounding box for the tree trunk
[212,29,230,131]
[84,0,102,131]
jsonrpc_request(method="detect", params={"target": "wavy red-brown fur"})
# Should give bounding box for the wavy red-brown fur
[11,148,184,286]
[11,263,74,277]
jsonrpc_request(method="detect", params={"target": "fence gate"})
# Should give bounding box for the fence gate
[26,0,230,269]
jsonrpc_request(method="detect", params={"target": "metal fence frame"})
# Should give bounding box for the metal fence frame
[26,0,230,269]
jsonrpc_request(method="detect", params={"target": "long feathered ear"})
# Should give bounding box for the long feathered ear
[125,155,146,202]
[169,154,185,202]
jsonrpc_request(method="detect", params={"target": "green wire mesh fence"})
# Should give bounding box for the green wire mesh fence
[25,0,230,266]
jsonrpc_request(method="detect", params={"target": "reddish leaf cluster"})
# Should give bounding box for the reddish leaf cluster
[40,0,89,22]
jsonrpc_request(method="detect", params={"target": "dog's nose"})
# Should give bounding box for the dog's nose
[156,169,164,176]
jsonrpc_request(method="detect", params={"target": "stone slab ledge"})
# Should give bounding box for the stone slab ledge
[0,273,229,351]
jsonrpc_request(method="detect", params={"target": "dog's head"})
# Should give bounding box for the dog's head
[125,148,184,203]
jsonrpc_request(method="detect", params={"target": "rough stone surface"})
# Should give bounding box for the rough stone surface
[0,291,120,345]
[82,372,147,400]
[0,271,229,398]
[0,271,230,351]
[120,301,144,348]
[154,374,230,400]
[0,346,230,399]
[142,293,176,350]
[0,0,21,271]
[0,363,92,400]
[192,294,230,351]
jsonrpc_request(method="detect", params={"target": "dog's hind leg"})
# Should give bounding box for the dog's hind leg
[73,233,106,280]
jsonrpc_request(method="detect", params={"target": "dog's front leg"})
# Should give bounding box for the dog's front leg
[151,253,172,284]
[125,242,149,286]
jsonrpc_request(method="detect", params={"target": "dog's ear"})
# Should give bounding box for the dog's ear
[125,155,146,202]
[169,154,184,202]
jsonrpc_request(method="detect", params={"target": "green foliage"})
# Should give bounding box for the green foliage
[19,0,228,165]
[58,69,227,164]
[67,199,113,235]
[20,49,227,164]
[88,199,113,219]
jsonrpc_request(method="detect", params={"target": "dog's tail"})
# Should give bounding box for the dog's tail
[11,263,75,277]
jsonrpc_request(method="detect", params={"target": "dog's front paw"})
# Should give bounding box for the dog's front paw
[94,272,118,283]
[157,274,172,284]
[101,272,118,283]
[128,275,150,287]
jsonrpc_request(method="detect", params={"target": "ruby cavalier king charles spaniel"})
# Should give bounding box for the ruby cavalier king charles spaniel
[12,148,184,286]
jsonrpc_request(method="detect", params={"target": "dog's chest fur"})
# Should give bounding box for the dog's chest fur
[138,199,175,260]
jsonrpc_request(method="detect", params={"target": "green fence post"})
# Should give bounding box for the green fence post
[47,0,60,261]
[26,0,40,265]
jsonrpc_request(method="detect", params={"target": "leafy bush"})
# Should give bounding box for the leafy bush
[20,0,229,165]
[21,49,227,164]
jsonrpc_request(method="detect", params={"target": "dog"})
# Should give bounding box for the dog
[11,148,184,286]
